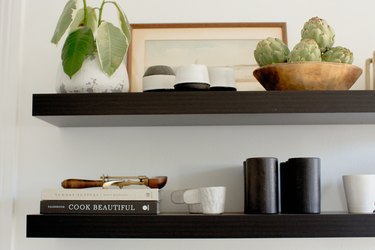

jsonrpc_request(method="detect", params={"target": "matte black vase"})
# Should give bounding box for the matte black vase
[280,157,321,214]
[244,157,279,214]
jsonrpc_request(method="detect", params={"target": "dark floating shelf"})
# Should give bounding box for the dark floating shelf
[32,91,375,127]
[29,91,375,239]
[27,213,375,238]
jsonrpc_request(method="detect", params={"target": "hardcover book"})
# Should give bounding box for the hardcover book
[41,188,159,201]
[40,200,159,214]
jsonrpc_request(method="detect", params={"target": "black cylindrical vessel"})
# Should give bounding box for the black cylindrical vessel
[244,157,279,214]
[280,157,321,214]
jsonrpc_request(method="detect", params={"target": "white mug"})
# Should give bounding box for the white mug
[342,175,375,213]
[175,64,210,84]
[171,186,226,214]
[208,67,236,89]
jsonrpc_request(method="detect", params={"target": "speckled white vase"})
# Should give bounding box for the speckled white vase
[56,55,129,93]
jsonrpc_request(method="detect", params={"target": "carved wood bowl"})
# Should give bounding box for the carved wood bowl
[253,62,363,90]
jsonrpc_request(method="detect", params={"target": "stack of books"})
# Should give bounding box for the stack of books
[40,188,160,215]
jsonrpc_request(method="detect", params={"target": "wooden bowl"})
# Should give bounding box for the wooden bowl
[253,62,363,90]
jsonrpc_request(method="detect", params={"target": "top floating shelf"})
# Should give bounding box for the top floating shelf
[32,91,375,127]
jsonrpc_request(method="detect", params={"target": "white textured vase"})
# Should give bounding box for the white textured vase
[56,55,129,93]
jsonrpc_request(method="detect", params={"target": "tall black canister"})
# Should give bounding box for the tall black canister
[244,157,279,214]
[280,157,321,214]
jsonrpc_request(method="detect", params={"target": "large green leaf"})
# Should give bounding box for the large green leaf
[61,27,95,78]
[51,0,78,44]
[96,22,127,76]
[111,1,131,46]
[69,7,98,33]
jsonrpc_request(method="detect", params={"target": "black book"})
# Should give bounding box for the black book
[40,200,159,215]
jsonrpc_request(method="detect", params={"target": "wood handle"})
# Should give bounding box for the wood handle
[61,179,104,188]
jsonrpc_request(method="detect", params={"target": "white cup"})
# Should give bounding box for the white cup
[171,186,226,214]
[342,174,375,213]
[208,67,236,89]
[175,64,210,84]
[184,186,226,214]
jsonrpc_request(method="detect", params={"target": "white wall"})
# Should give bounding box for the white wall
[3,0,375,249]
[0,0,24,249]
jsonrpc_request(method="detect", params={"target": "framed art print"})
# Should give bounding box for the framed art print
[128,23,287,92]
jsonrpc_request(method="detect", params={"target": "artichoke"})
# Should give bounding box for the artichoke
[254,37,290,66]
[322,46,353,64]
[288,39,322,62]
[301,16,335,52]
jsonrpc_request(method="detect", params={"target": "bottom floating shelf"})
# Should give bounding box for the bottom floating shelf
[26,213,375,238]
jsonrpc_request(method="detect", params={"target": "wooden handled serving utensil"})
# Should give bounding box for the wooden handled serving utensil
[61,175,168,189]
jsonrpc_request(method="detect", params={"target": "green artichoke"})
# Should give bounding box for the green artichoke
[254,37,290,66]
[288,39,322,62]
[301,16,335,52]
[322,46,353,64]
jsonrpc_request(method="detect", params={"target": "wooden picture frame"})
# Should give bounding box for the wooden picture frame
[128,23,287,92]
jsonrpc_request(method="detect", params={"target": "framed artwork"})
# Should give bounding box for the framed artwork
[128,23,287,92]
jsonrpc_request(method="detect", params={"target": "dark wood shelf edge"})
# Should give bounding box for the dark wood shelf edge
[26,213,375,238]
[32,91,375,126]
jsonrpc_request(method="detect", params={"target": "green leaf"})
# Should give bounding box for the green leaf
[69,7,97,33]
[96,22,127,76]
[112,1,131,46]
[51,0,78,44]
[61,27,95,78]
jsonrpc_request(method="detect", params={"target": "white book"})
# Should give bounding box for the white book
[41,188,159,201]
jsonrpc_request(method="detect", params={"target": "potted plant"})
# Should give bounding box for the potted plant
[52,0,131,93]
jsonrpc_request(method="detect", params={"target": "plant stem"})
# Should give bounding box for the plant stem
[82,0,87,25]
[98,0,106,26]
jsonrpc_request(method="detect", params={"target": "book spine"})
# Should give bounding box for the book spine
[40,200,159,215]
[41,189,159,201]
